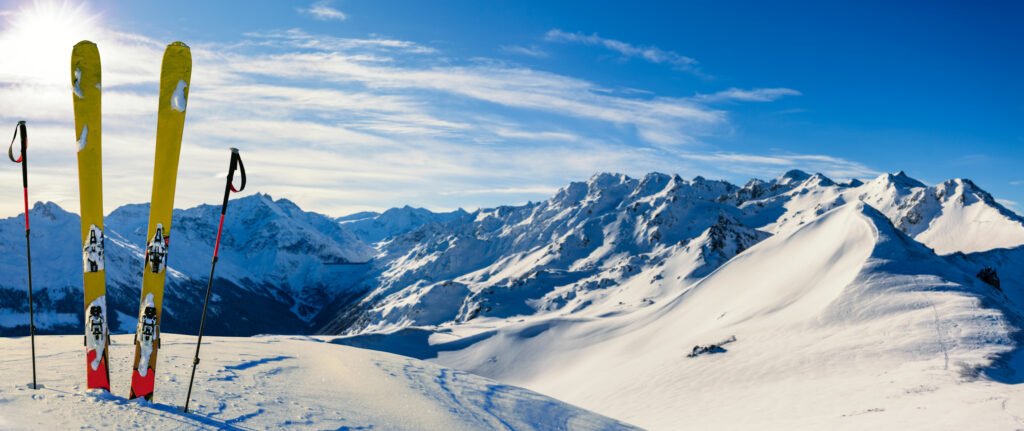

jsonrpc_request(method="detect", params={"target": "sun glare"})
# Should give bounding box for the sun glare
[1,1,101,85]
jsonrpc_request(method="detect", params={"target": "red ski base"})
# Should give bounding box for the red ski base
[85,349,110,391]
[130,368,155,401]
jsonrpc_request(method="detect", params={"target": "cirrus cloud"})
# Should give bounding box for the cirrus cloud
[544,29,697,72]
[0,4,865,217]
[300,1,347,21]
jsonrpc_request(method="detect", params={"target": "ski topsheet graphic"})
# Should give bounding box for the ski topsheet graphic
[71,40,110,392]
[129,41,191,401]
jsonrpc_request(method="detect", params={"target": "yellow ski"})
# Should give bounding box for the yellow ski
[71,40,110,392]
[129,41,191,401]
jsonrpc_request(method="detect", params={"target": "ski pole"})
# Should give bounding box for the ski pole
[9,121,36,390]
[184,147,245,413]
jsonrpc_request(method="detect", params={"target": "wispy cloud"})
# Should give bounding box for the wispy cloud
[544,29,697,71]
[502,44,548,58]
[299,1,347,21]
[243,28,435,53]
[492,128,579,142]
[1010,181,1023,186]
[697,87,802,102]
[0,4,858,216]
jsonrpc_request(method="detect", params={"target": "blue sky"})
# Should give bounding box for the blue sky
[0,0,1020,216]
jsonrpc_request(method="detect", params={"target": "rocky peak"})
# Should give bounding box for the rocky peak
[775,169,812,186]
[802,173,836,188]
[874,171,926,189]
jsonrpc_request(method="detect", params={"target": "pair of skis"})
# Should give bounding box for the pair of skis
[71,40,190,400]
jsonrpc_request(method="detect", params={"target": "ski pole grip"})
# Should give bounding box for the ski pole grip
[229,148,245,193]
[220,148,245,214]
[8,121,26,166]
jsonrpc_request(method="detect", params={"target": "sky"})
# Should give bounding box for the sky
[0,0,1020,217]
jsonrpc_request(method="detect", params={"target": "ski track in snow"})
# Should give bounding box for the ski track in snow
[923,292,952,372]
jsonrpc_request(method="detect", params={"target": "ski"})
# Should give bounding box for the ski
[129,41,191,401]
[71,41,110,392]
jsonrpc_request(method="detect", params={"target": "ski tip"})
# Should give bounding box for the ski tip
[74,40,96,48]
[168,41,190,49]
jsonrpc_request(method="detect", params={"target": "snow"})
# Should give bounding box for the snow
[739,171,1024,254]
[330,172,755,335]
[171,79,187,112]
[338,205,468,244]
[335,202,1024,429]
[0,334,635,430]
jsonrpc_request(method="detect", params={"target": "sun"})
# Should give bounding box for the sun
[1,1,102,85]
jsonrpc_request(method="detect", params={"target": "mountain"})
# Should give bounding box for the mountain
[0,334,636,430]
[3,169,1022,341]
[319,172,762,335]
[0,194,375,336]
[316,170,1024,429]
[737,170,1024,254]
[338,205,468,244]
[335,210,381,223]
[333,202,1023,430]
[323,169,1024,337]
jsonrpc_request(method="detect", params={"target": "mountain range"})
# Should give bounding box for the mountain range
[2,169,1021,338]
[1,169,1023,427]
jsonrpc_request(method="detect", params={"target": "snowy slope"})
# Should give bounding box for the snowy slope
[338,205,468,244]
[334,202,1024,429]
[0,334,635,430]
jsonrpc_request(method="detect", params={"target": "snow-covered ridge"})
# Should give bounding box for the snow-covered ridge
[338,205,468,244]
[323,169,1024,337]
[2,170,1022,341]
[738,170,1024,254]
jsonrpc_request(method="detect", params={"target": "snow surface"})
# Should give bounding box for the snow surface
[0,334,635,430]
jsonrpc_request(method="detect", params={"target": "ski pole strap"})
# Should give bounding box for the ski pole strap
[8,121,26,164]
[220,148,245,214]
[228,148,245,193]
